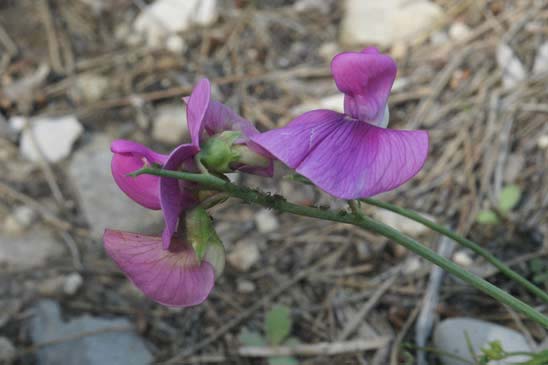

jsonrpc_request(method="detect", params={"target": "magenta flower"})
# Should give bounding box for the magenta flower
[251,48,429,199]
[104,78,272,307]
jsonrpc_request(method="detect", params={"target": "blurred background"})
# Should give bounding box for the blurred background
[0,0,547,364]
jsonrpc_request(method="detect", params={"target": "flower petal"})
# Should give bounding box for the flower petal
[110,140,168,210]
[203,100,259,139]
[187,78,211,147]
[104,229,215,307]
[251,110,342,168]
[331,48,397,124]
[253,112,429,199]
[159,144,199,250]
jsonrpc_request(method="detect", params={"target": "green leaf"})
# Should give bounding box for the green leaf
[268,356,299,365]
[476,210,499,224]
[498,184,521,213]
[238,327,266,347]
[529,258,545,274]
[265,305,292,345]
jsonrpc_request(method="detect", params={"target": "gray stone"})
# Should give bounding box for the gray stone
[68,136,162,238]
[340,0,442,47]
[71,74,110,103]
[0,228,63,270]
[497,43,526,89]
[533,41,548,75]
[152,104,189,145]
[30,300,153,365]
[433,318,532,365]
[0,337,15,364]
[20,116,83,163]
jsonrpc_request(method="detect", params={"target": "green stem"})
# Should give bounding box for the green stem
[361,198,548,303]
[132,167,548,328]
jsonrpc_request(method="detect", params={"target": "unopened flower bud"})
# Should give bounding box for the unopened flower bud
[198,131,241,173]
[199,131,273,174]
[185,206,225,277]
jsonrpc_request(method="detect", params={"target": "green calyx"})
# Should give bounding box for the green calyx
[198,131,241,173]
[185,206,225,277]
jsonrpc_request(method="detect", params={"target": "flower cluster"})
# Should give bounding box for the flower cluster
[104,49,429,307]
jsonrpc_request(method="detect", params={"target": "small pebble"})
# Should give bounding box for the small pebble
[63,273,83,295]
[237,279,256,293]
[453,251,473,267]
[449,22,471,41]
[13,205,36,228]
[0,337,15,364]
[254,209,279,233]
[228,238,259,272]
[537,135,548,149]
[166,34,186,54]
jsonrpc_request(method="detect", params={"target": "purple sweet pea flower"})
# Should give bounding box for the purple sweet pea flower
[104,78,272,307]
[251,48,429,199]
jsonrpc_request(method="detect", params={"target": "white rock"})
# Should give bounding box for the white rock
[340,0,443,47]
[20,116,83,163]
[165,34,186,54]
[318,42,340,62]
[64,273,83,295]
[434,318,532,365]
[533,41,548,75]
[453,250,473,267]
[228,238,260,272]
[373,209,432,235]
[291,94,344,116]
[0,337,15,364]
[254,209,279,234]
[134,0,217,48]
[237,279,256,293]
[72,74,109,103]
[152,104,189,145]
[449,22,471,41]
[9,116,26,132]
[0,228,63,270]
[537,135,548,149]
[497,43,527,89]
[392,77,409,92]
[3,206,36,234]
[403,256,422,274]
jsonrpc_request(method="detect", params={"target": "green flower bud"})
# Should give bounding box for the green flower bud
[198,131,241,173]
[185,206,225,278]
